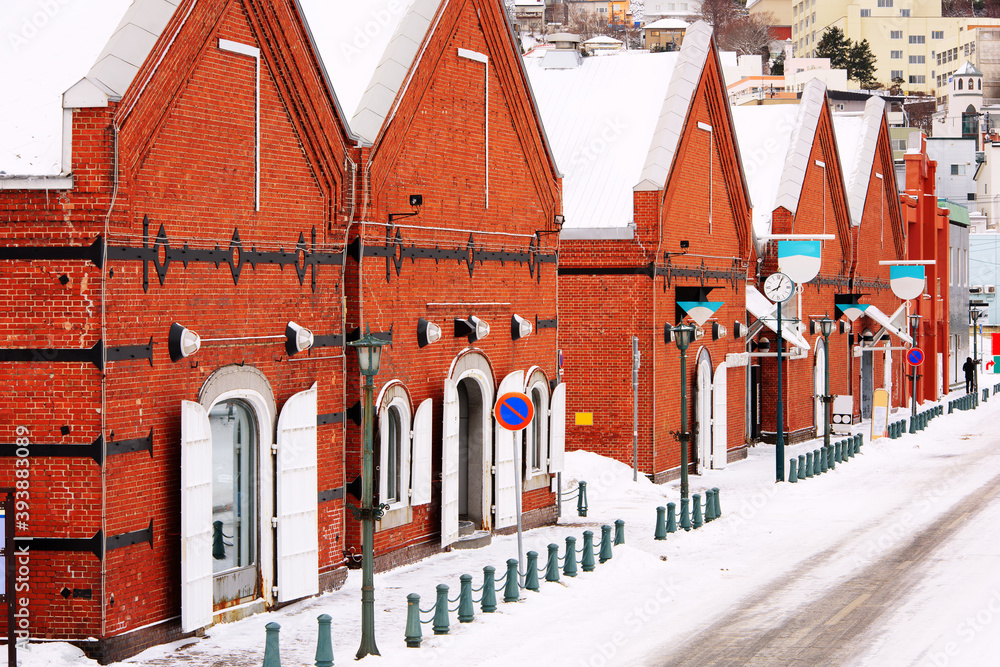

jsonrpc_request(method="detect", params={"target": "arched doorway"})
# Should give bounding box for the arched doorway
[814,338,826,433]
[694,349,712,474]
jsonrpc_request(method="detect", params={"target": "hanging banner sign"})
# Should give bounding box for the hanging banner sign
[676,301,723,327]
[890,265,926,301]
[778,240,822,284]
[837,303,871,322]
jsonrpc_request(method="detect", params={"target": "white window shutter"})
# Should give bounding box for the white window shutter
[181,400,213,633]
[549,383,566,473]
[441,379,460,547]
[493,371,523,529]
[276,383,319,603]
[410,398,433,505]
[712,365,728,469]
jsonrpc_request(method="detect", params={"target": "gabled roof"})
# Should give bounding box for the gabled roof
[833,96,885,227]
[775,79,827,217]
[644,18,690,30]
[954,61,982,76]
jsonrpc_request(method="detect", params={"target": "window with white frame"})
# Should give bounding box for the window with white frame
[891,69,903,79]
[909,35,925,44]
[933,30,944,39]
[877,0,892,6]
[524,369,550,484]
[861,9,870,17]
[909,75,925,83]
[378,391,411,509]
[900,8,910,16]
[891,30,902,39]
[909,55,925,64]
[891,50,902,59]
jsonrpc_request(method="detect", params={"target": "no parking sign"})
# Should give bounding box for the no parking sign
[494,392,534,431]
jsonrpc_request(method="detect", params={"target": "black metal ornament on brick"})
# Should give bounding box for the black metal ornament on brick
[347,229,557,283]
[0,237,105,267]
[14,521,153,560]
[0,430,152,467]
[106,216,345,293]
[0,338,153,371]
[316,412,345,426]
[318,486,345,503]
[673,286,718,325]
[536,316,558,330]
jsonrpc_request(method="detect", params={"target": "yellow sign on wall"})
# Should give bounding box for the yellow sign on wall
[575,412,593,426]
[871,388,890,440]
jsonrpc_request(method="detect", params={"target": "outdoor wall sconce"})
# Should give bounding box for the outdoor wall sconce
[169,323,201,362]
[712,322,728,340]
[751,337,771,353]
[511,314,533,340]
[733,321,747,339]
[417,318,442,348]
[455,316,490,343]
[861,329,874,343]
[285,321,315,356]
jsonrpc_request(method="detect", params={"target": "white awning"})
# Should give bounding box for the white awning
[865,304,913,345]
[746,285,811,351]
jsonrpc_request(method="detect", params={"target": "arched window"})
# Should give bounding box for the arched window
[969,78,975,90]
[377,384,413,512]
[385,405,403,503]
[958,78,964,90]
[979,79,983,90]
[523,368,550,484]
[209,399,257,573]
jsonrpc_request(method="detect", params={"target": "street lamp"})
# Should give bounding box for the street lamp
[813,317,836,452]
[669,323,703,500]
[971,300,988,393]
[908,313,921,433]
[347,326,390,659]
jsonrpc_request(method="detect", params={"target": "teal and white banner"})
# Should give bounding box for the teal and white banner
[778,240,822,284]
[677,301,723,327]
[837,303,870,322]
[890,265,925,301]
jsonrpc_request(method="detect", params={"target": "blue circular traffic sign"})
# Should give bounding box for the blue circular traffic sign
[494,392,535,431]
[907,348,924,366]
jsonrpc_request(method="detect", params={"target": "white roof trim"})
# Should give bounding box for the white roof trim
[844,97,885,227]
[774,78,826,217]
[635,20,713,193]
[746,285,811,351]
[865,303,913,345]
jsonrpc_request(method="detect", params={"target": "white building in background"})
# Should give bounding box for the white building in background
[643,0,701,22]
[933,62,984,139]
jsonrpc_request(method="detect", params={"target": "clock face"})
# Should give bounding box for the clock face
[764,272,794,303]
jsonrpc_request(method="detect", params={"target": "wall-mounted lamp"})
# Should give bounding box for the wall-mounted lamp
[285,321,315,356]
[169,323,201,362]
[511,314,533,340]
[861,329,874,343]
[839,320,849,334]
[751,337,771,353]
[733,321,747,339]
[455,316,490,343]
[712,322,728,340]
[388,194,423,223]
[554,214,565,229]
[418,318,442,348]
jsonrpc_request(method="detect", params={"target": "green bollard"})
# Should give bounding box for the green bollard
[459,574,475,620]
[599,525,613,563]
[525,552,539,592]
[855,433,862,453]
[818,448,827,473]
[910,412,918,432]
[829,443,837,468]
[985,389,990,403]
[582,531,596,572]
[614,519,626,545]
[545,545,560,582]
[805,451,814,477]
[680,497,692,531]
[836,441,843,463]
[213,520,227,561]
[263,622,281,667]
[577,481,588,517]
[666,503,677,533]
[482,566,497,612]
[315,614,334,666]
[655,506,667,540]
[788,458,797,483]
[503,559,520,602]
[564,537,578,577]
[405,594,422,648]
[713,487,722,518]
[692,493,703,529]
[949,400,953,414]
[433,584,450,634]
[706,489,717,521]
[797,455,806,479]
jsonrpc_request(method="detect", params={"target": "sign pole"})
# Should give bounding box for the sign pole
[494,392,536,586]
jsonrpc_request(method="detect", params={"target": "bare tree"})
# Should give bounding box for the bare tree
[942,0,974,16]
[718,11,776,57]
[699,0,744,33]
[565,4,603,41]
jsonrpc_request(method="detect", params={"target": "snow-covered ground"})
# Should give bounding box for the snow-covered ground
[9,385,1000,667]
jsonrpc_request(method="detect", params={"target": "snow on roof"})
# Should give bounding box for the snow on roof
[643,18,690,30]
[0,0,139,176]
[954,61,982,76]
[515,0,544,6]
[584,36,623,44]
[774,79,827,217]
[834,96,884,227]
[525,52,681,233]
[636,20,713,192]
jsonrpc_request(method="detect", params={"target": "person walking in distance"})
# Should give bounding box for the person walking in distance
[963,356,976,394]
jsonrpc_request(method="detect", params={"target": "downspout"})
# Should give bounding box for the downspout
[651,192,664,480]
[336,154,358,569]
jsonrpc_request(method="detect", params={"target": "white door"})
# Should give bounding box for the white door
[814,342,825,432]
[410,398,433,506]
[493,371,523,530]
[549,383,566,473]
[181,400,213,632]
[695,354,712,474]
[441,378,460,547]
[276,383,318,603]
[712,364,727,469]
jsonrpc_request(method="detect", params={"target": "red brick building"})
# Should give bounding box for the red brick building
[0,0,563,660]
[529,22,755,482]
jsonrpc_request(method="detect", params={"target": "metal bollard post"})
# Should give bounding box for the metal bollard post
[614,519,625,545]
[949,400,953,414]
[706,489,717,521]
[835,441,842,464]
[713,487,722,518]
[828,443,836,469]
[263,622,281,667]
[599,525,614,563]
[545,544,560,582]
[855,433,862,453]
[692,493,703,529]
[805,451,814,478]
[577,481,588,517]
[788,458,797,483]
[680,497,692,531]
[459,574,475,620]
[798,455,806,479]
[503,559,520,602]
[405,594,422,648]
[482,566,497,612]
[666,503,677,533]
[525,552,539,592]
[582,531,596,572]
[315,614,334,667]
[655,506,667,540]
[563,537,578,577]
[433,584,450,634]
[818,448,827,473]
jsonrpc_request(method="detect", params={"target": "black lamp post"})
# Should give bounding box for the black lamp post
[971,300,988,393]
[815,317,836,451]
[347,326,390,660]
[909,313,921,432]
[670,323,703,500]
